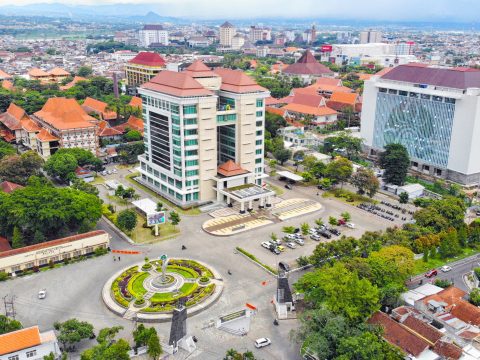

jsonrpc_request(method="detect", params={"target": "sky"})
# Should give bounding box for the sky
[0,0,479,22]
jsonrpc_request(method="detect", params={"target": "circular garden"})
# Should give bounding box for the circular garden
[110,258,217,314]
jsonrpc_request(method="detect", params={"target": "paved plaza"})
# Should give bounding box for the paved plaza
[0,166,399,360]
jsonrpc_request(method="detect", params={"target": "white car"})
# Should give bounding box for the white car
[101,170,107,176]
[294,238,304,246]
[286,242,296,249]
[441,265,452,272]
[346,222,355,229]
[38,289,46,299]
[261,241,271,249]
[254,338,271,348]
[112,168,117,174]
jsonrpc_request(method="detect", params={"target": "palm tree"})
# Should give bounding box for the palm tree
[315,218,324,227]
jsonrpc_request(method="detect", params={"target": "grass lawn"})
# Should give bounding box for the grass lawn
[179,282,198,294]
[167,266,198,279]
[267,183,284,196]
[125,172,201,216]
[127,272,149,298]
[117,163,138,170]
[90,177,105,185]
[129,214,180,244]
[107,195,128,206]
[413,247,480,275]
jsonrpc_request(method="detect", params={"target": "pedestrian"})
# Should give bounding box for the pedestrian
[316,192,319,196]
[113,257,116,262]
[118,256,121,261]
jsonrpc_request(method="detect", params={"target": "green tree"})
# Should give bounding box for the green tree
[336,331,404,360]
[301,222,310,235]
[77,66,93,78]
[315,218,324,227]
[273,148,292,165]
[146,329,162,360]
[295,262,380,323]
[351,168,379,197]
[329,216,338,226]
[325,131,362,160]
[0,140,15,160]
[325,157,353,187]
[55,318,94,352]
[379,144,410,185]
[341,212,351,222]
[169,211,181,228]
[116,209,137,232]
[11,226,24,248]
[0,315,22,334]
[469,288,480,306]
[44,152,78,182]
[124,130,142,142]
[0,151,44,185]
[156,202,163,212]
[282,226,295,234]
[81,326,129,360]
[438,228,461,259]
[398,192,409,204]
[71,178,99,196]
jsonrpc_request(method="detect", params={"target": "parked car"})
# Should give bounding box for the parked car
[277,245,285,252]
[261,241,271,249]
[101,170,107,176]
[286,242,296,249]
[441,265,452,272]
[255,338,271,348]
[279,261,290,272]
[112,168,117,174]
[272,248,280,255]
[293,228,300,233]
[425,269,438,278]
[311,234,321,241]
[38,289,47,299]
[308,228,317,235]
[286,234,296,240]
[346,222,355,229]
[319,231,331,239]
[285,184,292,190]
[294,238,305,246]
[329,228,341,236]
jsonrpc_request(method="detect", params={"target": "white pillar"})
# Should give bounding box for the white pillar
[240,201,246,214]
[259,197,265,209]
[248,200,253,211]
[266,196,272,208]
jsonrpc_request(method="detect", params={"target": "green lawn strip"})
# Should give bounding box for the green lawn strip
[167,265,198,279]
[127,272,149,298]
[179,282,198,295]
[150,292,176,302]
[266,183,284,196]
[129,214,180,244]
[413,248,480,275]
[236,247,278,275]
[90,177,105,185]
[125,172,201,216]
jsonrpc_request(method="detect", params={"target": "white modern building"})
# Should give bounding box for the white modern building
[249,26,271,43]
[0,326,61,360]
[139,25,169,47]
[361,63,480,186]
[359,30,383,44]
[219,21,236,48]
[137,60,270,208]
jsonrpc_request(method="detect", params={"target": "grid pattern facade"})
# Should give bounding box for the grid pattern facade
[373,92,456,168]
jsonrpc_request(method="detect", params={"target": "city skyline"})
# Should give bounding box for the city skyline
[1,0,480,22]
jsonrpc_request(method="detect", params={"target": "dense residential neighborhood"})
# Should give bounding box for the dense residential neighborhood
[1,1,480,360]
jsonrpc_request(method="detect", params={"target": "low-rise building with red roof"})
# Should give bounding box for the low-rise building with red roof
[283,50,333,83]
[60,76,87,91]
[82,97,117,121]
[32,97,98,158]
[0,326,61,359]
[113,115,144,136]
[0,69,12,80]
[125,51,167,89]
[0,181,24,194]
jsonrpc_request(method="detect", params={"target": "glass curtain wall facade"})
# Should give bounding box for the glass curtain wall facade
[373,91,456,168]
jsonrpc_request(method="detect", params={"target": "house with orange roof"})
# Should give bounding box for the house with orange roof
[31,97,98,158]
[28,68,50,82]
[97,120,123,141]
[0,69,12,80]
[137,61,271,208]
[0,103,41,147]
[82,97,117,121]
[0,326,61,359]
[128,96,142,109]
[0,180,24,193]
[48,67,70,83]
[1,80,13,91]
[28,67,71,84]
[282,50,333,83]
[114,115,144,136]
[60,75,87,91]
[125,51,166,89]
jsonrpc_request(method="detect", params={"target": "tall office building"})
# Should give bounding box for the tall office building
[139,25,169,47]
[361,63,480,185]
[219,21,236,47]
[249,26,271,44]
[137,61,271,208]
[359,30,383,44]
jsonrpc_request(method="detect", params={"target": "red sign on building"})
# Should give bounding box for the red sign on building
[321,45,333,52]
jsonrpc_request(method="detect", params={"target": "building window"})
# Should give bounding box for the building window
[186,170,198,177]
[435,168,442,176]
[185,139,198,146]
[26,350,37,358]
[186,150,198,156]
[256,121,263,127]
[193,192,199,200]
[255,158,262,164]
[388,89,397,95]
[184,118,197,125]
[255,139,262,146]
[411,161,418,168]
[184,129,198,136]
[256,111,263,117]
[256,130,262,136]
[171,114,180,125]
[423,165,430,172]
[8,355,20,360]
[379,88,387,93]
[256,99,263,107]
[183,105,197,114]
[11,265,20,272]
[256,149,262,155]
[399,90,408,96]
[185,160,198,167]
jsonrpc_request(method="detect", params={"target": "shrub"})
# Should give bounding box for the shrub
[199,276,210,284]
[134,298,145,306]
[434,279,452,288]
[474,267,480,280]
[236,247,278,275]
[0,272,8,281]
[296,256,310,267]
[141,263,152,271]
[48,260,55,269]
[470,288,480,306]
[94,247,108,256]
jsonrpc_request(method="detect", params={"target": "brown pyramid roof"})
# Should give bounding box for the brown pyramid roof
[217,160,249,177]
[214,68,267,93]
[283,50,333,76]
[183,60,217,78]
[49,67,70,76]
[141,70,213,97]
[34,97,96,130]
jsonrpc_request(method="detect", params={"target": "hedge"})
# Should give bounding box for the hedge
[235,247,278,275]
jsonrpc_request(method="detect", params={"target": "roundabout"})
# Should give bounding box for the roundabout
[103,257,223,322]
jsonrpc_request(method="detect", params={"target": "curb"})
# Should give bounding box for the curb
[235,249,278,277]
[101,216,135,245]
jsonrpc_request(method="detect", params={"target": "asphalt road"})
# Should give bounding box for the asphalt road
[407,253,480,292]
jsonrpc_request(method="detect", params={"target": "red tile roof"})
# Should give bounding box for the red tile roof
[368,312,430,357]
[0,181,24,194]
[49,67,70,76]
[2,80,13,91]
[402,316,443,343]
[0,69,11,79]
[283,103,337,117]
[141,70,213,97]
[432,340,462,360]
[60,76,87,90]
[0,235,11,252]
[28,68,49,77]
[128,96,142,108]
[0,103,27,131]
[82,97,117,120]
[36,128,59,142]
[183,60,217,78]
[217,160,249,177]
[0,326,41,355]
[98,126,122,137]
[35,98,97,130]
[214,68,267,93]
[314,77,343,87]
[128,52,166,67]
[0,230,107,259]
[283,50,333,76]
[381,63,480,89]
[291,93,325,107]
